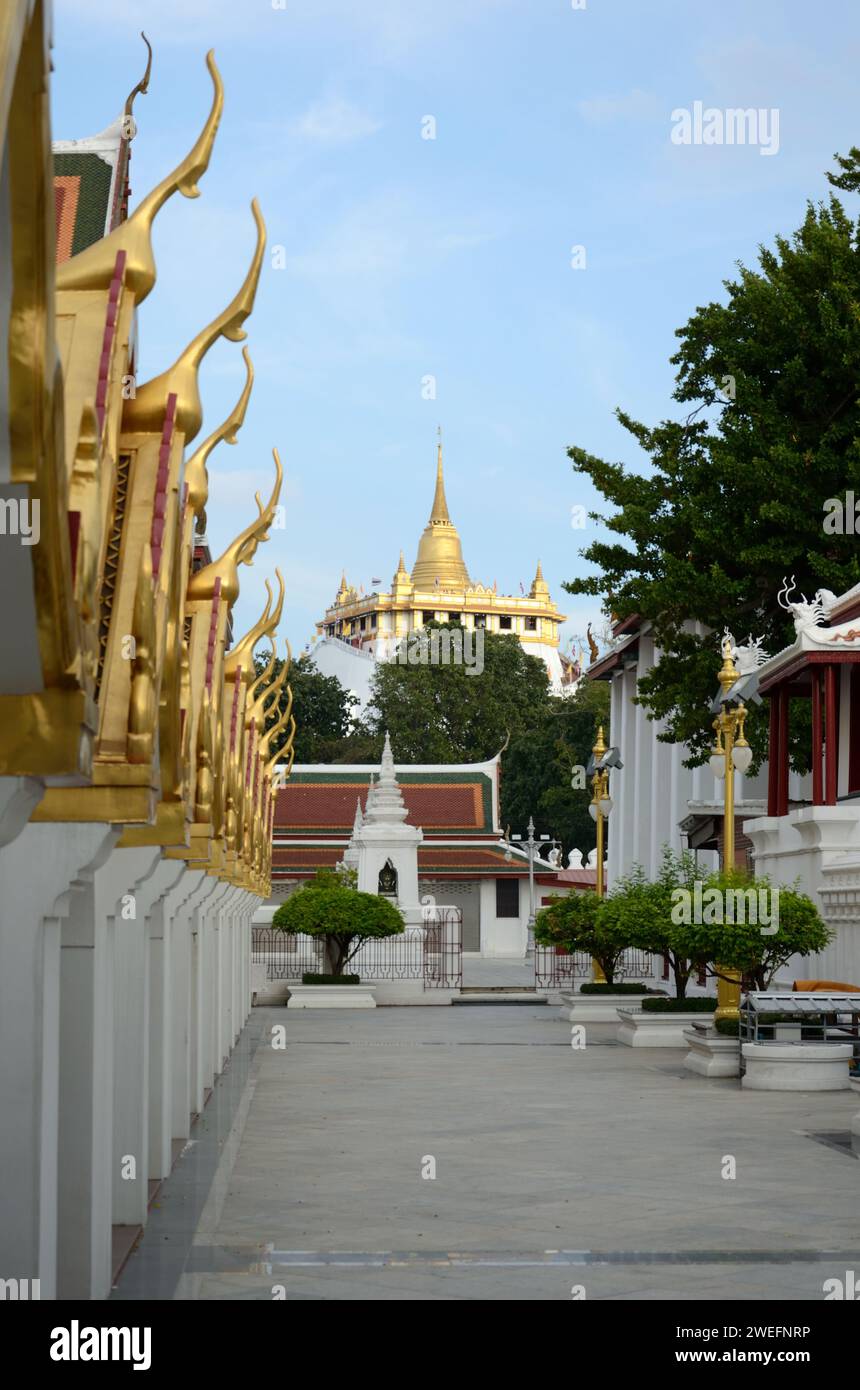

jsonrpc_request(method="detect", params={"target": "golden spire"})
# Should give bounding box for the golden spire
[530,559,549,598]
[187,448,283,604]
[122,198,266,441]
[224,568,285,681]
[430,426,451,523]
[184,346,254,524]
[411,432,470,590]
[56,50,223,301]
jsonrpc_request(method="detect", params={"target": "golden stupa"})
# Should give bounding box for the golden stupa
[410,439,471,590]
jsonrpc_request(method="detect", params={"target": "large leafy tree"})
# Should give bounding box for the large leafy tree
[364,623,553,762]
[500,676,609,860]
[565,152,860,770]
[253,654,364,764]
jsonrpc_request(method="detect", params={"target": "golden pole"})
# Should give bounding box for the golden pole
[714,643,742,1023]
[591,726,607,984]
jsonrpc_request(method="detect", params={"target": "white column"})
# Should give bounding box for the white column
[56,830,122,1301]
[188,876,222,1118]
[146,861,186,1184]
[0,818,113,1300]
[111,848,165,1229]
[169,868,207,1143]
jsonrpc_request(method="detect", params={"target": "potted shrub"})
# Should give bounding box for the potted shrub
[676,871,837,1086]
[273,869,404,1008]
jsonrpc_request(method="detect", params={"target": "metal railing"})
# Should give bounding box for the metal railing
[252,908,462,991]
[534,946,656,990]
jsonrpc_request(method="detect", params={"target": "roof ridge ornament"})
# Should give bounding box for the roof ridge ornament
[224,568,285,680]
[187,447,283,604]
[185,346,254,526]
[56,49,223,301]
[122,198,266,441]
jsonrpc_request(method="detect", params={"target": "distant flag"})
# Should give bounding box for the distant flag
[519,581,524,595]
[371,577,381,586]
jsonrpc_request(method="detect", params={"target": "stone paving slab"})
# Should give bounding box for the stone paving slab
[114,1003,860,1301]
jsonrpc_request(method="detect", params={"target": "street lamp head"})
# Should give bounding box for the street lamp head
[598,795,613,817]
[709,753,726,779]
[588,802,598,822]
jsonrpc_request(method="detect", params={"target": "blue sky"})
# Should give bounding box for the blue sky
[54,0,860,661]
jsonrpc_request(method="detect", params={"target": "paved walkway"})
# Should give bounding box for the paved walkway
[113,1001,860,1301]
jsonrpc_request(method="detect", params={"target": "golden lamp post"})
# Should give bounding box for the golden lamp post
[709,635,753,1022]
[588,725,618,982]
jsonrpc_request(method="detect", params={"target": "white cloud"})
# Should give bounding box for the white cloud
[292,96,382,145]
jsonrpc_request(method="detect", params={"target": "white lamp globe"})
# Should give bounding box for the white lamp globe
[598,796,613,817]
[709,753,726,779]
[732,743,753,773]
[588,803,598,821]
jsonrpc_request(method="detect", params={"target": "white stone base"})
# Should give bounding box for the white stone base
[287,983,378,1009]
[617,1009,715,1048]
[560,992,661,1024]
[683,1027,741,1077]
[741,1042,853,1091]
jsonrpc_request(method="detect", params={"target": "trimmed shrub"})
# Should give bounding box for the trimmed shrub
[641,995,717,1013]
[579,982,659,995]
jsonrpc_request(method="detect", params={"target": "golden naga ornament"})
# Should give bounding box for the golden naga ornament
[225,569,285,682]
[122,198,266,442]
[187,449,283,605]
[56,50,224,302]
[185,346,254,526]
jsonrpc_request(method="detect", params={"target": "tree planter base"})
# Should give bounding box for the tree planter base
[560,992,659,1024]
[741,1042,853,1091]
[287,983,378,1009]
[683,1027,740,1077]
[617,1009,715,1047]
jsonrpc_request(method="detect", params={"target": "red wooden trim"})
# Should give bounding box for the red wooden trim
[777,685,789,816]
[825,665,838,805]
[811,668,823,805]
[759,648,860,693]
[850,667,860,794]
[772,692,783,811]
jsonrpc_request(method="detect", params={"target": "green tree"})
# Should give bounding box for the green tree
[364,623,552,762]
[534,890,629,986]
[600,851,709,999]
[500,677,609,860]
[254,654,362,763]
[676,871,833,990]
[272,868,404,976]
[565,151,860,771]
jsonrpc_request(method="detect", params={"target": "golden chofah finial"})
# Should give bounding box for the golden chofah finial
[262,692,294,768]
[185,346,254,525]
[123,31,153,125]
[266,714,296,777]
[249,638,278,708]
[224,568,285,681]
[252,653,290,737]
[187,449,283,604]
[57,50,223,301]
[123,199,266,441]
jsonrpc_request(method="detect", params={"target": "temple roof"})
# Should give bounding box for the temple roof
[274,765,498,835]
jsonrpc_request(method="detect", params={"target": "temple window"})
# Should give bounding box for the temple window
[525,616,537,631]
[499,615,512,630]
[496,878,519,917]
[474,613,487,629]
[422,610,435,624]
